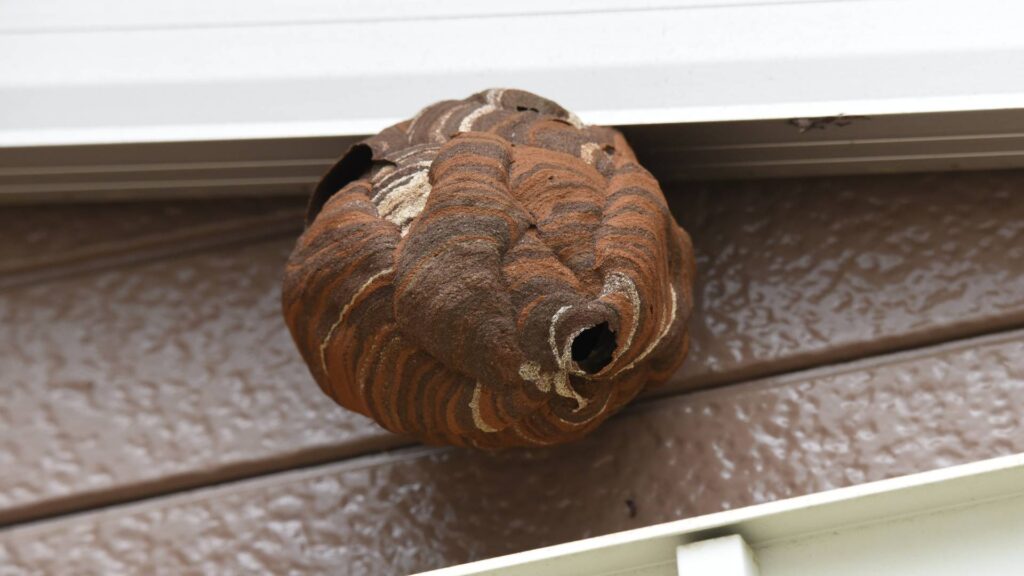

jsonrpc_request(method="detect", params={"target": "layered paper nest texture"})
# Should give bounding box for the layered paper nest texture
[283,89,695,448]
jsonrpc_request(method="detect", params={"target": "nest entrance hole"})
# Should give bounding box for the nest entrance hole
[571,322,617,374]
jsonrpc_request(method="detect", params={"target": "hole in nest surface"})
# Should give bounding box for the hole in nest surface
[306,143,374,224]
[571,322,617,374]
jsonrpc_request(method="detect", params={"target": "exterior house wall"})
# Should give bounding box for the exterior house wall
[5,3,1024,573]
[2,170,1024,573]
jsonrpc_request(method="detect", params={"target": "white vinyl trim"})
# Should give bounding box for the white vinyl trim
[414,452,1024,576]
[5,0,1024,146]
[676,535,760,576]
[3,0,1024,200]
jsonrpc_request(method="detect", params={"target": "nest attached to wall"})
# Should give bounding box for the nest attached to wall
[283,89,695,449]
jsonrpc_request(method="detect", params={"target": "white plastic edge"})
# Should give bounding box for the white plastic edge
[3,0,1024,147]
[4,0,1024,199]
[415,451,1024,575]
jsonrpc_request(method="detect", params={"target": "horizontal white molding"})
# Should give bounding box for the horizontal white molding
[417,452,1024,576]
[5,1,1023,86]
[2,0,1024,200]
[0,136,356,202]
[3,76,1024,149]
[4,0,1024,142]
[0,0,836,33]
[676,535,761,576]
[5,107,1024,202]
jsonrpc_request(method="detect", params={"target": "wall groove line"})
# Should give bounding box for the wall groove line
[4,324,1024,532]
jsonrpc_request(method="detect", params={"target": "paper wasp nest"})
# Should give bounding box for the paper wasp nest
[283,89,695,448]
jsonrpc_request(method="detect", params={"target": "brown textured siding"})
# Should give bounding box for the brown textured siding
[0,197,304,290]
[668,170,1024,392]
[4,329,1024,574]
[2,170,1024,574]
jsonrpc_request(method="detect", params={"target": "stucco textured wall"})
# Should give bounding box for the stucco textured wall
[2,170,1024,574]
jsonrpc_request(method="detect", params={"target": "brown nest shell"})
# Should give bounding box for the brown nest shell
[283,89,695,448]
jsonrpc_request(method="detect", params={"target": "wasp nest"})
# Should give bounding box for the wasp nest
[283,89,695,448]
